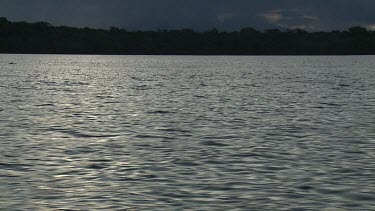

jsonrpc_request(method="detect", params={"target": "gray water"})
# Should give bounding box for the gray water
[0,55,374,210]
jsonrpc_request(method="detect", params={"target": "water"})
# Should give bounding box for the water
[0,55,374,210]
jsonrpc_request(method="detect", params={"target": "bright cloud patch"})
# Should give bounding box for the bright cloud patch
[261,9,320,30]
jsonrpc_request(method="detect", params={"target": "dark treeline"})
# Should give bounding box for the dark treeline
[1,17,375,55]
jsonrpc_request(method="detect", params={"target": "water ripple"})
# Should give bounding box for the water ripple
[0,55,374,210]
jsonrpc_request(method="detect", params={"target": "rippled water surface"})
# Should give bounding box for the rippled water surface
[0,55,374,210]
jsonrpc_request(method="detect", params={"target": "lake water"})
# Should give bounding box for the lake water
[0,55,374,210]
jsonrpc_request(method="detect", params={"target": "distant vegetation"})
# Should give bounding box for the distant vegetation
[1,17,375,55]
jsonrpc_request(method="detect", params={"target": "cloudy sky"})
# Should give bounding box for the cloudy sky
[1,0,375,31]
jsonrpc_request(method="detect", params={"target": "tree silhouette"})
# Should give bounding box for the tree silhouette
[0,17,374,55]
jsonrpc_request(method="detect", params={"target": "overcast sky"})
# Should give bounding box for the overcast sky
[1,0,375,31]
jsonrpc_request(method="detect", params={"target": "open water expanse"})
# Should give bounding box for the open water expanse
[0,55,374,210]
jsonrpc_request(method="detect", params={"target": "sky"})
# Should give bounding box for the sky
[1,0,375,31]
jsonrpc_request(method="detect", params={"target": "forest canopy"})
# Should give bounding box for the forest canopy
[1,17,375,55]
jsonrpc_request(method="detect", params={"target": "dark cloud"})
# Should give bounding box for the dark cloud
[0,0,375,31]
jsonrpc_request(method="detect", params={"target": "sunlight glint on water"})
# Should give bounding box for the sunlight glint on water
[0,55,374,210]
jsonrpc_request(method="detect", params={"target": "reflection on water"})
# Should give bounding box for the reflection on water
[0,55,374,210]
